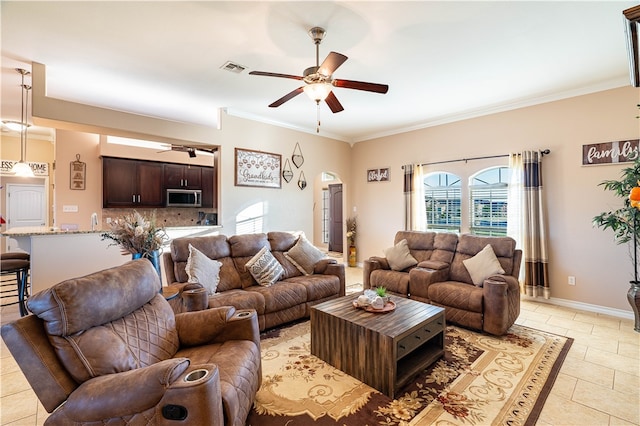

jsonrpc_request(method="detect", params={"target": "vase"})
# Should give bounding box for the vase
[132,250,162,282]
[629,281,640,333]
[348,246,357,267]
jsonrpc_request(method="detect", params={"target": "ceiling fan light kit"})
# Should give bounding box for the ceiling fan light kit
[249,26,388,132]
[303,83,333,102]
[10,68,34,178]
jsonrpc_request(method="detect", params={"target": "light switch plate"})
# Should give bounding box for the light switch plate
[63,205,78,212]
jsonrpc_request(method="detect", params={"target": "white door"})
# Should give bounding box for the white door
[6,183,47,228]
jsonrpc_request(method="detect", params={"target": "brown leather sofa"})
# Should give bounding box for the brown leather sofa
[163,231,346,331]
[1,259,262,426]
[364,231,522,335]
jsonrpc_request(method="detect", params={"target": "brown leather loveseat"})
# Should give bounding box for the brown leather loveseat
[163,231,345,331]
[1,259,262,426]
[364,231,522,335]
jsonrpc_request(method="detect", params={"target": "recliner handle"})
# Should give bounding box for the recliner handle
[162,404,188,420]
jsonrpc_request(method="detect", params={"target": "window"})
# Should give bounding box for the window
[424,172,461,232]
[322,189,330,243]
[469,167,511,236]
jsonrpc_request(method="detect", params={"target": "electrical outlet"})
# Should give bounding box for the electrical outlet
[106,217,111,224]
[568,276,576,286]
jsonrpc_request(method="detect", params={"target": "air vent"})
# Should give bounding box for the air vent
[220,61,246,74]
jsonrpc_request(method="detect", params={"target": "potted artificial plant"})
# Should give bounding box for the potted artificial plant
[593,157,640,332]
[346,216,357,267]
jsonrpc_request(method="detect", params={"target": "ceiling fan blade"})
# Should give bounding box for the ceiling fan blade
[249,71,303,80]
[325,91,344,113]
[318,52,348,76]
[269,87,304,107]
[333,79,389,94]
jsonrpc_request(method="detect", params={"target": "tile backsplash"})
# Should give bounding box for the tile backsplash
[102,208,217,228]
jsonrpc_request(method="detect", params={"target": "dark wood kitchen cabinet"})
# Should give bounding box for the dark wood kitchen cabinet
[164,164,202,189]
[103,157,164,208]
[201,166,215,208]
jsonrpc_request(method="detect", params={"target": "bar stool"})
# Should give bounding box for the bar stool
[1,252,30,316]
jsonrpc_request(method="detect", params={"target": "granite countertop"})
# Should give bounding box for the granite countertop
[1,225,222,237]
[0,227,105,237]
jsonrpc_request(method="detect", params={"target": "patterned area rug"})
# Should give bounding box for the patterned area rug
[246,320,572,426]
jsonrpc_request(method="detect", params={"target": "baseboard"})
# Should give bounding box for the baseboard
[523,295,635,320]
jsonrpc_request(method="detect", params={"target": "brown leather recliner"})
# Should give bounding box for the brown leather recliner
[0,259,262,426]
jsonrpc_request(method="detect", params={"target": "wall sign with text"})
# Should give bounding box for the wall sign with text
[367,167,390,182]
[582,139,640,165]
[0,160,49,176]
[235,148,282,188]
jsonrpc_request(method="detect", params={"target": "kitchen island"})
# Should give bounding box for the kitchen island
[3,226,221,294]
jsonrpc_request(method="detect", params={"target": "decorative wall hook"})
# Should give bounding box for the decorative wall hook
[292,142,304,168]
[282,158,293,183]
[297,170,307,190]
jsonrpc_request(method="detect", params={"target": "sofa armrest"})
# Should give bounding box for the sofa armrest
[48,359,225,426]
[363,257,389,290]
[314,258,337,273]
[318,261,346,296]
[162,251,178,285]
[213,309,261,350]
[370,256,390,269]
[168,282,209,314]
[482,275,521,335]
[175,306,236,347]
[50,358,190,420]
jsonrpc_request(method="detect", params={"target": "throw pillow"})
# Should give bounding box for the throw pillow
[246,246,285,287]
[284,236,327,275]
[186,244,222,295]
[383,239,418,271]
[462,244,505,286]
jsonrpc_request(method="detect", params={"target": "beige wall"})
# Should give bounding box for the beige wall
[54,130,101,229]
[352,86,640,313]
[204,113,352,239]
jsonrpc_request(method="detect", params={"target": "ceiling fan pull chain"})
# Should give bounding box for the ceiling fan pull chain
[316,101,321,133]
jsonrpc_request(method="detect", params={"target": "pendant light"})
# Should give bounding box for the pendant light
[10,68,34,177]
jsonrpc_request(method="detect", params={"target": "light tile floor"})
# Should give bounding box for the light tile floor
[1,266,638,425]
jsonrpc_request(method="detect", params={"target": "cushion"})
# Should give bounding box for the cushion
[384,239,418,271]
[186,244,222,294]
[462,244,505,286]
[245,246,285,287]
[284,236,326,275]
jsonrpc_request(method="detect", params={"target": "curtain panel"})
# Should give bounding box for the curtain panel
[403,164,414,231]
[508,151,550,298]
[404,164,427,231]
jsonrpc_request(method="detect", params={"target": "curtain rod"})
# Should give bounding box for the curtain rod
[415,149,550,167]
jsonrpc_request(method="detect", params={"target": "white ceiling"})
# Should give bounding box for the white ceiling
[1,1,637,143]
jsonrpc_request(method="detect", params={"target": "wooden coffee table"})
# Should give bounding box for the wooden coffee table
[310,293,445,398]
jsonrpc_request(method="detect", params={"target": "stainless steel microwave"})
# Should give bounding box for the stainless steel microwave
[166,189,202,207]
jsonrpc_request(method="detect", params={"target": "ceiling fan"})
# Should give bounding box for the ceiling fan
[249,27,389,115]
[159,144,217,158]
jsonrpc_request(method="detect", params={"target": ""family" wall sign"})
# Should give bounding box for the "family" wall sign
[582,139,640,165]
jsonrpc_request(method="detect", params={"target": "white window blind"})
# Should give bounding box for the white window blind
[424,172,461,233]
[469,167,510,236]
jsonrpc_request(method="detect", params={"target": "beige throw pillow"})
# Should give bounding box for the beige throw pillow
[246,246,285,287]
[384,239,418,271]
[462,244,505,286]
[284,236,326,275]
[186,244,222,295]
